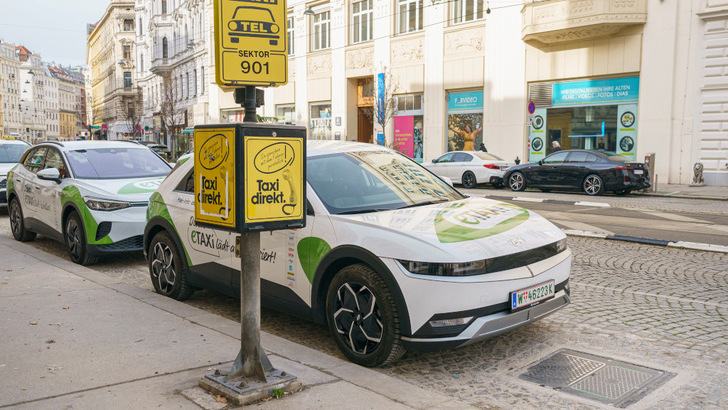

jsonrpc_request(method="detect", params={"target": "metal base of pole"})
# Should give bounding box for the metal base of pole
[200,368,301,406]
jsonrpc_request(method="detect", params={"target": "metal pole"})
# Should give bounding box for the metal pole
[243,85,257,123]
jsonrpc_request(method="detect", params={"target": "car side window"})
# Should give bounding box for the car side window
[436,153,455,163]
[24,147,47,173]
[585,153,600,162]
[175,169,194,193]
[566,151,588,163]
[44,149,68,178]
[452,153,472,162]
[542,151,569,164]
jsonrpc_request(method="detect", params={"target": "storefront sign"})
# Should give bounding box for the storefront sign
[617,104,638,160]
[447,91,484,151]
[447,91,483,112]
[394,116,414,157]
[194,127,236,229]
[552,76,639,107]
[529,108,547,162]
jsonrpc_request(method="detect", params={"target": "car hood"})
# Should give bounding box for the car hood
[73,176,166,203]
[0,163,18,178]
[330,197,565,263]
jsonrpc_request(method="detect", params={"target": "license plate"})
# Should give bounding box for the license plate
[510,280,555,311]
[634,169,643,175]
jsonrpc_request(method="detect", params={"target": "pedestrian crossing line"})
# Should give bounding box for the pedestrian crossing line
[552,220,615,236]
[639,210,709,223]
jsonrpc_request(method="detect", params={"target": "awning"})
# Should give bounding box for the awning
[182,128,194,134]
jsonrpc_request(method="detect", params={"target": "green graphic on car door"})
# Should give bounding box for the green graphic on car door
[148,192,192,265]
[434,202,530,244]
[297,237,331,284]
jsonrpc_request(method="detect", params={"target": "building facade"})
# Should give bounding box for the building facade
[1,41,23,138]
[87,0,139,140]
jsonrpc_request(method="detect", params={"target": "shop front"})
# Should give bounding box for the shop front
[446,90,484,152]
[393,94,424,163]
[528,76,640,162]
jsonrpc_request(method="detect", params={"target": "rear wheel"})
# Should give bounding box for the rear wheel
[583,174,605,196]
[149,231,194,300]
[508,172,526,191]
[461,171,477,189]
[9,198,36,242]
[65,212,97,266]
[326,264,405,367]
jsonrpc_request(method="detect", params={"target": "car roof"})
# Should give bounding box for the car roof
[0,139,30,146]
[36,140,151,151]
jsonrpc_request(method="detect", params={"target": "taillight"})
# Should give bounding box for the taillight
[484,164,500,170]
[614,165,634,171]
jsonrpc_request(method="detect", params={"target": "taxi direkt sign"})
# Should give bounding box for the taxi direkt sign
[194,127,236,229]
[214,0,288,86]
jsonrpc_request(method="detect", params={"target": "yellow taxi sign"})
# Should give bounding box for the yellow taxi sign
[214,0,288,87]
[244,134,305,225]
[194,126,237,229]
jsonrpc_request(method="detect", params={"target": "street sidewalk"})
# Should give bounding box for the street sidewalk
[0,235,476,409]
[642,183,728,200]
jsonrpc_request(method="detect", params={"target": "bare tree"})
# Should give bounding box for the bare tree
[158,70,187,158]
[120,86,143,139]
[361,68,398,147]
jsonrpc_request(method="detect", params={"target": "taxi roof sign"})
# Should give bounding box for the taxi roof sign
[214,0,288,87]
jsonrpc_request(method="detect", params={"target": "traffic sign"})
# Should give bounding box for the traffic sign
[528,101,536,114]
[214,0,288,87]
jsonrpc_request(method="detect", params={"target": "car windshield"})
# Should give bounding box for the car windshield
[0,143,29,163]
[308,150,463,215]
[472,152,504,161]
[65,147,171,179]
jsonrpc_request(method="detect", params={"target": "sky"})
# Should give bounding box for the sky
[0,0,110,67]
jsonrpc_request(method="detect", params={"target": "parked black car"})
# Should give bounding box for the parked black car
[504,150,650,196]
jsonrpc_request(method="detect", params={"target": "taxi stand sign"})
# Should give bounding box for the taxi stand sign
[194,123,306,232]
[214,0,288,87]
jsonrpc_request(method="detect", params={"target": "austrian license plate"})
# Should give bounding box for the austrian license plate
[510,280,555,311]
[634,169,644,175]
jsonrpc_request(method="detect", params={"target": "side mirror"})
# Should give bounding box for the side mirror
[439,176,454,187]
[538,159,544,166]
[431,159,438,163]
[37,168,62,184]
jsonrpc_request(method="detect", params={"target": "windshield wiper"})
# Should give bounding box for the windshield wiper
[397,199,449,210]
[336,208,392,215]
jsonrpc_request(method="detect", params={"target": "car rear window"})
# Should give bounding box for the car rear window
[472,152,504,161]
[0,143,29,163]
[65,148,171,179]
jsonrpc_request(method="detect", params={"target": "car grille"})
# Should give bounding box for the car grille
[0,178,6,189]
[96,235,144,252]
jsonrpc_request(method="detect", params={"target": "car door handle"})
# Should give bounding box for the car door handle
[34,186,40,190]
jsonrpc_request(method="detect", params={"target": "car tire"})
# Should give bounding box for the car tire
[326,264,405,367]
[65,212,97,266]
[508,172,527,191]
[583,174,605,196]
[9,197,36,242]
[461,171,477,189]
[149,231,194,301]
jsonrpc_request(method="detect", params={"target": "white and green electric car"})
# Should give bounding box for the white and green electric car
[144,141,571,367]
[7,141,172,265]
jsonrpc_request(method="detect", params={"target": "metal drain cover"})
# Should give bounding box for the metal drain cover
[520,349,674,407]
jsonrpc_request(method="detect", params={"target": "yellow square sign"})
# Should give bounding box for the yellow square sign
[194,127,236,229]
[214,0,288,86]
[244,135,304,223]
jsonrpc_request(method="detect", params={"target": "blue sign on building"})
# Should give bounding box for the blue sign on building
[448,91,484,112]
[552,76,640,107]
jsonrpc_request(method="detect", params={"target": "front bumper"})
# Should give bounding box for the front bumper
[0,189,6,206]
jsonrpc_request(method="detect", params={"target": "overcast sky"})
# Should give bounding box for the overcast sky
[0,0,110,67]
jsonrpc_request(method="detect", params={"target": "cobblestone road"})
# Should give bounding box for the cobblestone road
[1,210,726,408]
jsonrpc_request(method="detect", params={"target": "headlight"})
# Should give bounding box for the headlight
[555,238,567,253]
[84,197,131,211]
[398,259,488,277]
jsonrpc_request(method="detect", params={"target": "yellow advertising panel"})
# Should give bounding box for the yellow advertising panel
[214,0,288,86]
[243,136,304,223]
[194,127,237,229]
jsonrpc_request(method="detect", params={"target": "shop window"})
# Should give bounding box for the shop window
[277,105,296,124]
[451,0,484,25]
[310,103,332,140]
[312,11,330,51]
[394,94,424,162]
[398,0,423,34]
[351,0,373,44]
[447,91,483,151]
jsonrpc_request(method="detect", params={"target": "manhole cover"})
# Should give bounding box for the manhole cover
[520,349,674,407]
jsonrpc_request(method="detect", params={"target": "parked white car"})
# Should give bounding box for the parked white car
[144,141,571,367]
[423,151,513,189]
[6,141,172,265]
[0,138,31,207]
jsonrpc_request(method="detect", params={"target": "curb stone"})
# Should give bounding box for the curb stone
[563,229,728,253]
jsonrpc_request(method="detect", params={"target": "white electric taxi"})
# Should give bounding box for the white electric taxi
[7,141,172,265]
[144,141,571,367]
[1,138,31,207]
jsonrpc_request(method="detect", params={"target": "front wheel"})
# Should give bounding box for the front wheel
[326,264,405,367]
[508,172,526,191]
[149,231,194,300]
[65,212,97,266]
[583,174,605,196]
[9,198,36,242]
[461,171,477,189]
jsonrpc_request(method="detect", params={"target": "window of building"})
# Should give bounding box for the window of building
[287,17,295,55]
[398,0,423,34]
[193,69,197,96]
[123,45,131,60]
[351,0,373,44]
[201,66,205,94]
[161,0,167,14]
[124,72,132,89]
[140,54,144,72]
[139,18,143,35]
[185,73,190,98]
[124,19,134,32]
[312,11,330,51]
[310,103,332,140]
[276,105,295,124]
[451,0,484,24]
[162,37,168,58]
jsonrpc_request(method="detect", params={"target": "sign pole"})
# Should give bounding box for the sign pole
[243,85,258,123]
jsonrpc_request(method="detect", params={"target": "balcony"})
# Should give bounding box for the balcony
[150,57,172,75]
[522,0,647,46]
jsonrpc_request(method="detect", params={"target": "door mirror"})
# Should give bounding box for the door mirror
[37,167,61,184]
[439,175,454,187]
[538,159,544,166]
[431,159,438,163]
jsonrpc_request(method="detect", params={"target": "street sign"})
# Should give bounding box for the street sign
[528,101,536,114]
[194,126,237,230]
[214,0,288,87]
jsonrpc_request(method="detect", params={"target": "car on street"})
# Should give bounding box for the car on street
[6,141,172,265]
[144,141,571,367]
[504,149,650,196]
[1,138,31,207]
[137,141,171,158]
[423,151,513,189]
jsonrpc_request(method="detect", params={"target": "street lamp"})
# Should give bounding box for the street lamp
[303,8,314,16]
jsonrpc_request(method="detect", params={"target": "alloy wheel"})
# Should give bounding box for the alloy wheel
[584,175,602,195]
[332,282,383,355]
[9,201,21,237]
[151,242,176,294]
[66,219,82,259]
[509,173,524,190]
